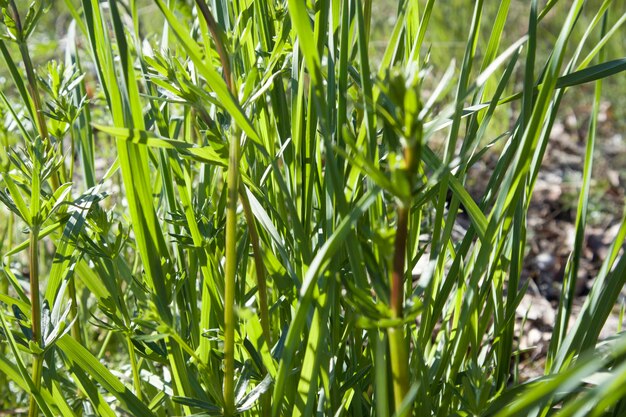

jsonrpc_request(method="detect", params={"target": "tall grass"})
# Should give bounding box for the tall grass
[0,0,626,416]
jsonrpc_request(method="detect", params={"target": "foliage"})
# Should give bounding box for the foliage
[0,0,625,416]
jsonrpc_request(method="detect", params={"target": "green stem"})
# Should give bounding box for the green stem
[28,226,42,417]
[388,326,410,413]
[127,334,142,401]
[223,131,240,416]
[193,3,271,413]
[68,278,82,344]
[7,2,46,142]
[8,1,59,190]
[18,43,48,145]
[28,355,43,417]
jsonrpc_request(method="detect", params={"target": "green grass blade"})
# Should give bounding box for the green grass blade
[56,335,156,417]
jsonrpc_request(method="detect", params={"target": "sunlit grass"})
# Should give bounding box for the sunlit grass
[0,1,626,416]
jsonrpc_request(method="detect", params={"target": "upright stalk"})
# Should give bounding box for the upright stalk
[223,131,239,416]
[387,206,411,415]
[192,2,237,413]
[6,6,60,415]
[126,334,143,401]
[7,1,47,143]
[68,279,82,343]
[7,1,59,190]
[386,104,422,414]
[390,207,410,317]
[28,226,42,417]
[194,2,272,413]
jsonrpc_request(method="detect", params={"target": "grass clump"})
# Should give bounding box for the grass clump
[0,0,626,416]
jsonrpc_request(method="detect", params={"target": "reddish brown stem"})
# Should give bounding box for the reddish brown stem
[194,0,234,91]
[391,206,409,317]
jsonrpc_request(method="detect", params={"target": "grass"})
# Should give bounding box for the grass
[0,0,626,416]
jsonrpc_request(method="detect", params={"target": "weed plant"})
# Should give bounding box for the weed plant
[1,0,626,416]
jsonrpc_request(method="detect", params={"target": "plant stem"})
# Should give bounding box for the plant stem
[238,187,272,417]
[223,130,240,416]
[386,118,421,413]
[28,355,43,417]
[19,41,49,142]
[390,207,409,317]
[127,334,142,401]
[7,1,47,143]
[193,1,238,412]
[191,2,238,411]
[8,1,59,190]
[68,279,82,343]
[193,3,271,413]
[28,226,42,417]
[194,0,233,91]
[387,206,411,415]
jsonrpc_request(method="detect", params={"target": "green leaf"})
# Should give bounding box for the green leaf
[93,125,227,166]
[556,57,626,88]
[56,335,156,417]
